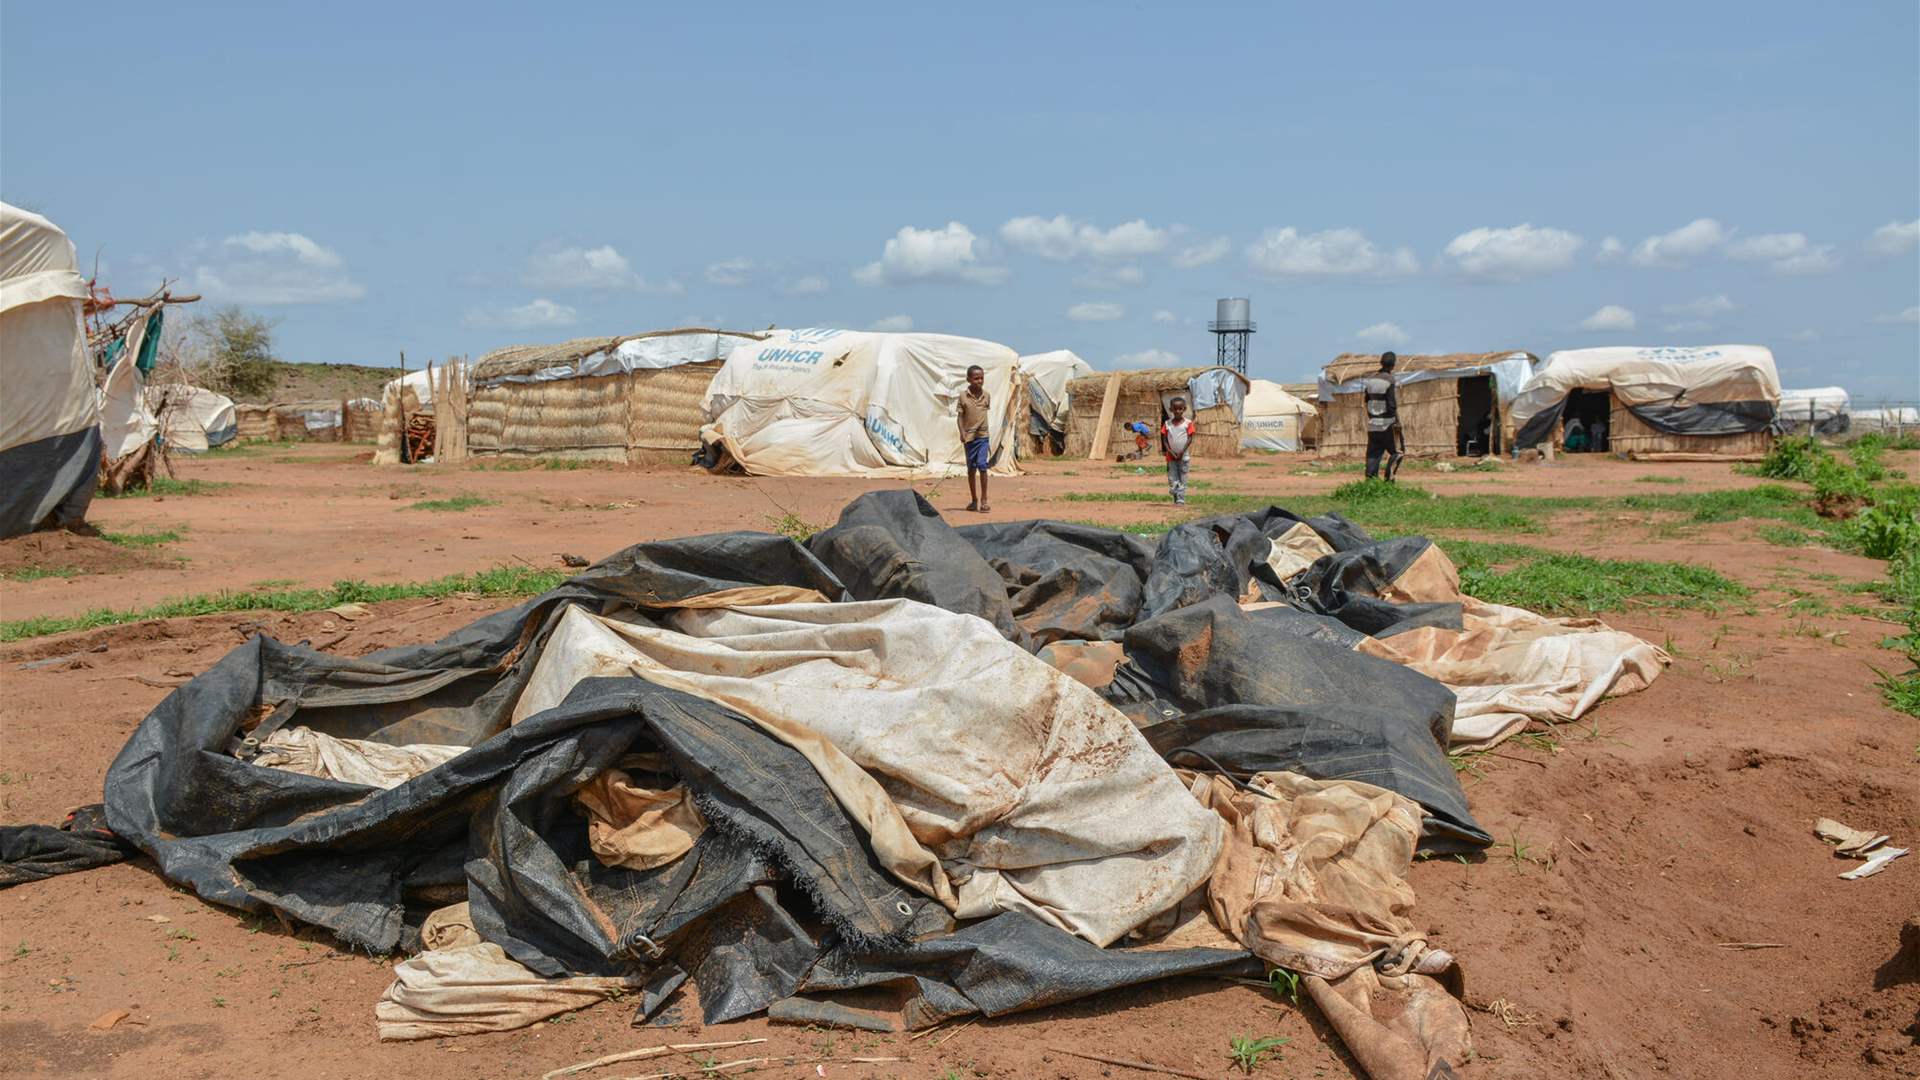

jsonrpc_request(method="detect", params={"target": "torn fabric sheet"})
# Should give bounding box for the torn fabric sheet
[513,600,1224,947]
[572,770,705,871]
[253,726,469,789]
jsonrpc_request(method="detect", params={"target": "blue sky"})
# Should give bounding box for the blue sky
[5,3,1917,397]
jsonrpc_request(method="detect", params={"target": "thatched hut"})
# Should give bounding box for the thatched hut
[1318,351,1536,459]
[1062,366,1249,460]
[463,328,767,465]
[1510,345,1779,460]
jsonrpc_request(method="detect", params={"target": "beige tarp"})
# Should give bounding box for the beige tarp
[98,340,159,460]
[0,203,94,454]
[572,770,705,871]
[512,599,1224,947]
[147,384,237,452]
[701,329,1022,478]
[1509,344,1781,432]
[375,903,643,1040]
[254,726,468,789]
[1018,349,1095,432]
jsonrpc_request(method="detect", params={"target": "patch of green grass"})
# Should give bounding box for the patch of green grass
[475,457,615,472]
[0,565,568,643]
[1756,524,1819,547]
[1063,518,1173,536]
[1241,461,1274,469]
[767,512,824,541]
[103,476,229,498]
[101,528,185,549]
[1634,474,1686,485]
[3,566,80,582]
[1441,538,1748,615]
[1615,483,1814,525]
[407,494,494,512]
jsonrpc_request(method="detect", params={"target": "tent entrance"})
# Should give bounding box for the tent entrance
[1563,389,1611,452]
[1456,376,1499,457]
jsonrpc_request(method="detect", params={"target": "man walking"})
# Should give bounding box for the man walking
[1359,351,1405,476]
[1364,351,1401,481]
[958,364,992,512]
[1161,396,1195,504]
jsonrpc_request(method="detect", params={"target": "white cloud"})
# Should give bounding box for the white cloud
[782,274,830,296]
[1114,348,1180,368]
[522,244,679,293]
[1631,218,1728,268]
[463,297,578,330]
[1066,301,1125,322]
[189,231,365,304]
[1596,236,1625,262]
[1663,319,1713,333]
[1152,309,1180,324]
[1076,264,1146,289]
[1876,306,1920,325]
[1867,219,1920,257]
[1726,232,1837,274]
[869,314,914,332]
[1246,227,1418,279]
[1172,236,1231,269]
[1663,294,1737,318]
[1441,223,1584,280]
[1580,305,1636,332]
[854,222,1007,286]
[1354,321,1410,346]
[998,216,1171,261]
[705,257,754,286]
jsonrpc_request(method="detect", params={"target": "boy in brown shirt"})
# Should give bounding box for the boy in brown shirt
[957,364,992,511]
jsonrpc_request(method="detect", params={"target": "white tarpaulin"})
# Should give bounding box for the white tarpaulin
[1019,349,1095,433]
[0,203,94,455]
[511,598,1224,947]
[1778,386,1849,427]
[1511,345,1781,426]
[701,329,1022,478]
[1241,379,1317,452]
[99,340,159,460]
[147,384,238,452]
[382,362,464,410]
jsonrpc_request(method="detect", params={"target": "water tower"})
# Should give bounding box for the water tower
[1209,297,1254,374]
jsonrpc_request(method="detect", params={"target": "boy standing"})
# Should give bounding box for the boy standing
[1161,396,1195,505]
[958,364,992,512]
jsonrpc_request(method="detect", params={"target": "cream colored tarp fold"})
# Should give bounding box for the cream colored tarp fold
[0,203,94,454]
[512,599,1223,947]
[254,726,469,789]
[701,329,1021,478]
[1018,349,1095,432]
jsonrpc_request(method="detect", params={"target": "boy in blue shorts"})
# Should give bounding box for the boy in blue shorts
[958,364,992,512]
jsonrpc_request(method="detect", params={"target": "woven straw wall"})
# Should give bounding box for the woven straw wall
[1318,378,1509,458]
[343,401,381,443]
[466,360,719,463]
[1608,398,1773,458]
[1063,388,1241,459]
[234,405,275,441]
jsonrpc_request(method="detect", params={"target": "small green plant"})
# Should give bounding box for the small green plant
[1756,434,1824,482]
[3,566,80,582]
[1267,967,1301,1004]
[408,494,494,512]
[12,942,28,958]
[101,528,184,549]
[1842,495,1920,560]
[768,511,824,541]
[1228,1034,1290,1074]
[105,476,228,498]
[1634,474,1686,485]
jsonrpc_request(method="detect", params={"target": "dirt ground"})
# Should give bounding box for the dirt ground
[1,446,1916,1080]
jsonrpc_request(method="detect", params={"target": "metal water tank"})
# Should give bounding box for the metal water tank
[1213,297,1251,332]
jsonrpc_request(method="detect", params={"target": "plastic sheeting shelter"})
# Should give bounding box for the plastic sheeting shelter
[1018,349,1095,455]
[1318,352,1535,460]
[1778,386,1850,435]
[0,203,99,538]
[465,330,766,465]
[700,329,1021,477]
[147,384,238,452]
[1510,345,1780,457]
[1241,379,1317,452]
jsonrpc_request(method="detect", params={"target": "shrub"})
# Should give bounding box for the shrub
[1756,435,1823,482]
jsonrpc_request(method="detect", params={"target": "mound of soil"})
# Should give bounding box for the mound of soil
[0,531,143,577]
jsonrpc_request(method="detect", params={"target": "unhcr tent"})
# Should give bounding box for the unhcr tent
[701,329,1021,477]
[1319,352,1536,460]
[0,203,100,538]
[147,384,238,452]
[468,329,764,464]
[1240,379,1317,452]
[1778,386,1850,436]
[1510,345,1780,458]
[1018,349,1095,456]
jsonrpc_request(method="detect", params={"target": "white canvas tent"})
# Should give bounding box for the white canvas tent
[1240,379,1317,452]
[99,332,159,460]
[147,384,238,452]
[1777,386,1850,434]
[700,329,1021,477]
[1,202,99,537]
[1018,349,1095,445]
